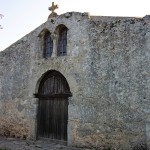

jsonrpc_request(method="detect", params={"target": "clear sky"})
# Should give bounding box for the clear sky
[0,0,150,51]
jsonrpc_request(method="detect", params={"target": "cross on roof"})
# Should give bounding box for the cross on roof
[49,2,58,14]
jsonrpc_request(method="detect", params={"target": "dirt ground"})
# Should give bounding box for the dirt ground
[0,137,90,150]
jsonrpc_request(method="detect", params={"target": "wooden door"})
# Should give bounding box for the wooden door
[36,71,71,141]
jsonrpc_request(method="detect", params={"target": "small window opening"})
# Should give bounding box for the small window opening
[44,32,53,58]
[57,27,67,56]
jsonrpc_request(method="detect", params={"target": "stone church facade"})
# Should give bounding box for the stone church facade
[0,9,150,149]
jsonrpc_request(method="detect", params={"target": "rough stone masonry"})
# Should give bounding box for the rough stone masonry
[0,11,150,150]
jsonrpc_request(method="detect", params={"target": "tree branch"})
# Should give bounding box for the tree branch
[0,14,4,29]
[0,14,4,18]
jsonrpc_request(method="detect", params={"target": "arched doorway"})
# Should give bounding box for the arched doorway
[36,70,72,141]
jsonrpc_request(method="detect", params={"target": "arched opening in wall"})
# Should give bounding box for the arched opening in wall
[35,70,72,142]
[38,29,53,58]
[55,24,68,56]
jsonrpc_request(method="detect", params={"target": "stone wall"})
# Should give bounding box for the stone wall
[0,12,91,141]
[0,12,150,149]
[0,36,32,139]
[72,16,150,149]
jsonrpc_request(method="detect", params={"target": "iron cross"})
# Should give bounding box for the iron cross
[49,2,58,13]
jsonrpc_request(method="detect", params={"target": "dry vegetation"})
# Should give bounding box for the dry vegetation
[0,116,29,139]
